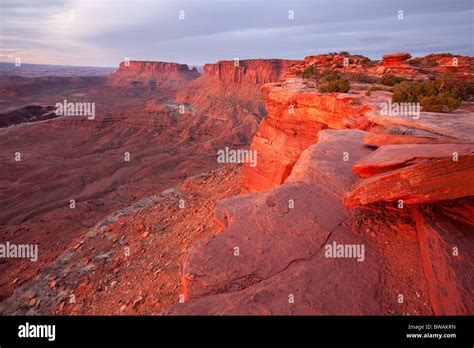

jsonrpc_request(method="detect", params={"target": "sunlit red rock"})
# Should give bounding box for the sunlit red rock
[381,52,412,66]
[1,52,473,316]
[364,133,471,147]
[243,80,372,192]
[366,105,474,141]
[170,130,433,315]
[352,144,474,177]
[203,59,300,84]
[344,153,474,207]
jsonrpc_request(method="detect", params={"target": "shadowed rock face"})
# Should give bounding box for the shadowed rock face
[0,104,57,128]
[203,59,301,84]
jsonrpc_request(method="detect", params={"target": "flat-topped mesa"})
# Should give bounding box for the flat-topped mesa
[118,60,196,73]
[108,60,200,88]
[203,59,301,84]
[116,60,200,79]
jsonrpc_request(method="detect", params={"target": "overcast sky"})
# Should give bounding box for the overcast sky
[0,0,472,67]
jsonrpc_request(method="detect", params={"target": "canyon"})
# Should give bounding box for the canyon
[0,52,472,315]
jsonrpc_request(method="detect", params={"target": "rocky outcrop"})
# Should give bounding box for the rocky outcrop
[243,79,371,192]
[366,106,474,141]
[351,144,474,177]
[381,52,412,66]
[170,130,433,315]
[408,54,474,82]
[169,52,473,315]
[364,133,471,146]
[344,152,474,207]
[203,59,300,84]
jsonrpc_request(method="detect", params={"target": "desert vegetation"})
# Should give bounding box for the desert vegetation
[295,66,350,93]
[392,72,472,112]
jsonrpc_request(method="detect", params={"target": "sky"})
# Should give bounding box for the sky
[0,0,472,67]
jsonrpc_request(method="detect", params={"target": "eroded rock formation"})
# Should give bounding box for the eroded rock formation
[170,52,474,315]
[170,131,434,315]
[243,79,371,192]
[203,59,300,84]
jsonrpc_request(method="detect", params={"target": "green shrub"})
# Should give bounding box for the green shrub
[392,80,439,103]
[320,69,344,82]
[391,72,471,112]
[360,57,371,66]
[295,65,319,80]
[380,74,406,86]
[317,69,350,93]
[319,79,350,93]
[352,74,379,84]
[296,66,352,93]
[420,95,461,112]
[436,72,472,100]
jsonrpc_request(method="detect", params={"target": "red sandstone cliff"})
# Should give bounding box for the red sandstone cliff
[243,79,371,191]
[203,59,301,84]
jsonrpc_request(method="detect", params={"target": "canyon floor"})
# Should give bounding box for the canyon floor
[0,53,473,315]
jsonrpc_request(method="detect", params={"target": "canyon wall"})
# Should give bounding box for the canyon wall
[203,59,300,84]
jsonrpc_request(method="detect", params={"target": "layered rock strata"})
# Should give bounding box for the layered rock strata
[203,59,300,84]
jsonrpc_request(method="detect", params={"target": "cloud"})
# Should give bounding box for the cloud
[0,0,472,66]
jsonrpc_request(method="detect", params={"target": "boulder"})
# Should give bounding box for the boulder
[382,53,412,66]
